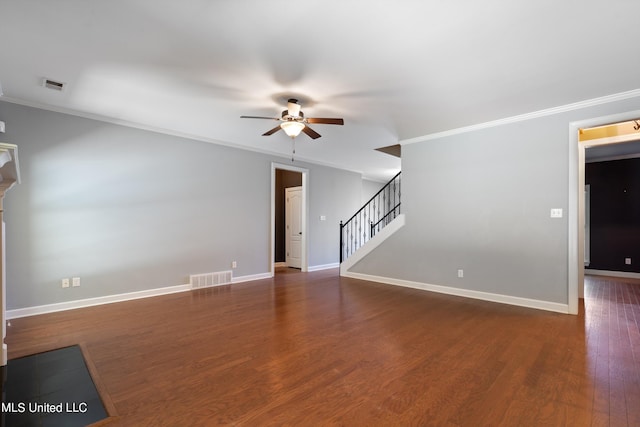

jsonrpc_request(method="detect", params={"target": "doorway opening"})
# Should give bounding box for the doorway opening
[570,112,640,314]
[270,163,309,276]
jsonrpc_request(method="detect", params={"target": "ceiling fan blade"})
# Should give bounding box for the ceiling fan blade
[262,125,282,136]
[302,126,321,139]
[241,115,280,120]
[307,118,344,125]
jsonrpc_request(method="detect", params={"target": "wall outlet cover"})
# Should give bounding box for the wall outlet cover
[550,208,563,218]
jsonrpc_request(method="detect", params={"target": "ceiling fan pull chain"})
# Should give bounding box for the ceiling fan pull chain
[291,138,296,162]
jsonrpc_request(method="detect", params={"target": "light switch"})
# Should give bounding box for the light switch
[320,215,326,221]
[550,208,563,218]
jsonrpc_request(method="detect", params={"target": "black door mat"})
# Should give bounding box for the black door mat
[1,345,108,427]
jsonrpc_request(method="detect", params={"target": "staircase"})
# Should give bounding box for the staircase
[340,171,401,263]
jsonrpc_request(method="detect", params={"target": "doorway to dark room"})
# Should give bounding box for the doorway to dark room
[274,169,302,270]
[271,163,308,276]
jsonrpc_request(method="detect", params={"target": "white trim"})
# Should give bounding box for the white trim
[6,284,191,319]
[340,214,405,275]
[569,108,640,314]
[342,271,569,314]
[231,272,272,283]
[568,122,581,313]
[272,262,339,272]
[6,272,273,319]
[271,163,309,276]
[586,269,640,280]
[401,88,640,146]
[0,97,365,178]
[308,263,339,272]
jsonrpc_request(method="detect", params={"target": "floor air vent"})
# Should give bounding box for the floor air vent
[190,271,232,289]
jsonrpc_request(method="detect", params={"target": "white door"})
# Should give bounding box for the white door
[285,186,302,268]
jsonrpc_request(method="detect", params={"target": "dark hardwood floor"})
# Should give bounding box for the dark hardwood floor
[5,269,640,426]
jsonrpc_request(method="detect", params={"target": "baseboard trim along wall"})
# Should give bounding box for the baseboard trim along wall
[8,272,274,319]
[231,272,272,284]
[342,271,570,314]
[273,263,338,272]
[308,263,339,272]
[7,284,191,320]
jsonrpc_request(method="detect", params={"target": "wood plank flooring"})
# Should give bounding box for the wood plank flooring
[5,269,640,426]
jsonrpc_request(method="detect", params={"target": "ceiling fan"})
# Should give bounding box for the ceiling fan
[241,99,344,139]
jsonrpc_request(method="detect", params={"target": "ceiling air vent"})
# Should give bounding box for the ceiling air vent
[42,78,66,91]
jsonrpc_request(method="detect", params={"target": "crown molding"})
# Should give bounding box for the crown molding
[0,97,365,177]
[401,88,640,145]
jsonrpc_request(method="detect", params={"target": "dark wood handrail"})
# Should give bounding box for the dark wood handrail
[343,171,401,225]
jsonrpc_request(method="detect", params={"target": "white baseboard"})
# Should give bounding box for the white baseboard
[586,269,640,280]
[342,271,570,314]
[273,262,338,272]
[232,272,272,283]
[7,272,273,320]
[7,284,191,320]
[308,263,339,272]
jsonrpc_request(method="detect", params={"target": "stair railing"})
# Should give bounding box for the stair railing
[340,171,401,263]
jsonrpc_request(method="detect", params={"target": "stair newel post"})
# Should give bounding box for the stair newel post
[339,220,343,264]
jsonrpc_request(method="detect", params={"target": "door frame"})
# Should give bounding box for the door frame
[568,108,640,314]
[271,162,309,275]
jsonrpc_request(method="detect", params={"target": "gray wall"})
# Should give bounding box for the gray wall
[309,165,363,265]
[350,95,640,305]
[362,178,385,205]
[0,101,362,310]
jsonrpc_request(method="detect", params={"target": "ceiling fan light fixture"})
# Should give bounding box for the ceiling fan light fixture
[287,99,301,118]
[280,121,305,137]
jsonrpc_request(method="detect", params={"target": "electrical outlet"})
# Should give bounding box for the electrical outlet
[61,278,70,288]
[231,261,237,269]
[625,258,632,265]
[550,208,563,218]
[457,269,464,278]
[72,277,81,287]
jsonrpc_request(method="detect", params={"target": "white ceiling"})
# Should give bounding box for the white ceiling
[1,1,640,181]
